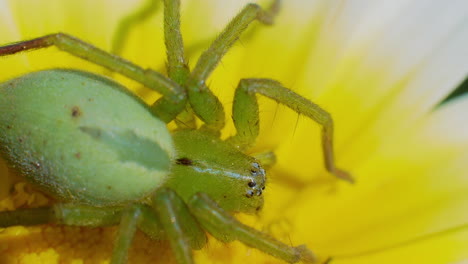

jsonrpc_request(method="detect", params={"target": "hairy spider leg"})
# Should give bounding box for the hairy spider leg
[162,0,189,82]
[152,189,207,264]
[111,207,142,264]
[0,33,187,122]
[228,78,354,182]
[185,0,280,131]
[189,193,316,263]
[159,0,197,128]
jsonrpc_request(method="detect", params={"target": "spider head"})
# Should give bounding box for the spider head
[166,129,267,214]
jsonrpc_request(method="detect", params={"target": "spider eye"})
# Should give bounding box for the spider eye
[248,181,256,187]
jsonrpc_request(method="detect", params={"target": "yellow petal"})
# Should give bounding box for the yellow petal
[1,0,468,263]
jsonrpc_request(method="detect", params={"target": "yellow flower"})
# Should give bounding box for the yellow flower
[1,0,468,263]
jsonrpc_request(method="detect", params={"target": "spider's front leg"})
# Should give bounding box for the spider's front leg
[109,0,196,126]
[188,193,316,263]
[186,0,280,131]
[0,33,187,122]
[227,78,353,183]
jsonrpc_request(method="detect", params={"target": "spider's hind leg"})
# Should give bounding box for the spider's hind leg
[188,193,316,263]
[151,188,207,264]
[0,204,122,228]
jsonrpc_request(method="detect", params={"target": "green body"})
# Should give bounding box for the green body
[0,69,174,206]
[0,0,343,262]
[0,69,265,213]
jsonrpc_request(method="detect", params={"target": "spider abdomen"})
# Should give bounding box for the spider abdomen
[0,69,175,206]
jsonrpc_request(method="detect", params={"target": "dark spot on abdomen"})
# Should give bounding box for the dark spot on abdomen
[176,157,193,166]
[71,106,82,118]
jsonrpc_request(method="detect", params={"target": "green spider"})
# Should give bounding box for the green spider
[0,0,352,263]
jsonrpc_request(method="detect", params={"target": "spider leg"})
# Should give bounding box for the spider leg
[162,0,198,129]
[191,0,280,82]
[188,193,316,263]
[0,33,186,122]
[54,204,166,240]
[151,188,207,264]
[0,206,56,227]
[186,0,280,131]
[111,206,142,264]
[163,0,189,83]
[227,78,353,183]
[0,204,122,227]
[132,0,198,128]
